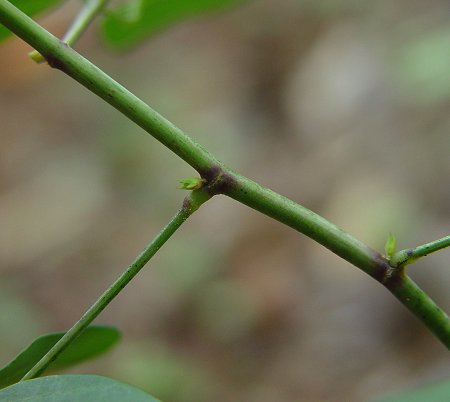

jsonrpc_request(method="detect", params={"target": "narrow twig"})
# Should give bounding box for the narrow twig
[20,189,211,381]
[30,0,110,63]
[0,0,218,172]
[222,171,450,348]
[0,0,449,349]
[390,235,450,268]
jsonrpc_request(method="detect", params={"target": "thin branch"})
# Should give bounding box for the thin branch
[390,235,450,268]
[0,0,449,349]
[20,189,211,381]
[223,172,383,278]
[222,172,450,348]
[30,0,110,63]
[389,271,450,346]
[0,0,219,172]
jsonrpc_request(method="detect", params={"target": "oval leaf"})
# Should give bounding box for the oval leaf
[101,0,244,49]
[0,374,161,401]
[0,0,63,43]
[0,326,121,388]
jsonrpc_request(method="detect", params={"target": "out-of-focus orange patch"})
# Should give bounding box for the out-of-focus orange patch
[0,37,50,89]
[0,1,77,89]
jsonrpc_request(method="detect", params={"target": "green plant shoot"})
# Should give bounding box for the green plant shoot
[385,232,397,259]
[178,177,205,190]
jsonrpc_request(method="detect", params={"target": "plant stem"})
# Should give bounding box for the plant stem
[0,0,219,173]
[390,235,450,268]
[1,0,449,349]
[62,0,109,45]
[224,171,381,278]
[20,190,211,381]
[390,272,450,347]
[30,0,110,63]
[223,171,450,348]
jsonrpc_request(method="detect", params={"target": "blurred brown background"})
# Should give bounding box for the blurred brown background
[1,0,449,401]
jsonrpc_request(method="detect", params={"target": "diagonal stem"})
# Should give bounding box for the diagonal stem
[30,0,110,63]
[20,189,211,381]
[60,0,110,45]
[390,235,450,268]
[223,172,450,349]
[0,0,449,349]
[0,0,218,173]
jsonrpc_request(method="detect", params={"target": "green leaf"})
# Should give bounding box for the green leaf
[373,378,450,402]
[178,177,205,190]
[390,28,450,103]
[101,0,244,49]
[384,232,397,258]
[0,0,63,43]
[0,326,121,389]
[0,374,162,401]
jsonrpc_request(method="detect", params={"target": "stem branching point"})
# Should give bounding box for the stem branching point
[29,0,110,63]
[390,235,450,268]
[0,0,449,349]
[179,177,205,190]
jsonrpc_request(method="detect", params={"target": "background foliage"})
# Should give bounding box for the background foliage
[0,0,449,401]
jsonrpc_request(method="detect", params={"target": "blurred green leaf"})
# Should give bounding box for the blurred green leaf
[0,326,121,389]
[101,0,244,49]
[0,0,63,43]
[0,375,161,401]
[392,28,450,103]
[373,378,450,402]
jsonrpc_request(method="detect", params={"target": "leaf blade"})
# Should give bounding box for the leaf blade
[0,374,162,401]
[101,0,244,49]
[0,326,121,388]
[0,0,63,43]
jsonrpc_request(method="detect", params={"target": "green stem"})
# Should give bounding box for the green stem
[222,170,450,349]
[62,0,110,45]
[0,0,219,173]
[224,172,381,278]
[390,235,450,268]
[30,0,110,63]
[1,0,449,349]
[389,272,450,347]
[20,190,211,381]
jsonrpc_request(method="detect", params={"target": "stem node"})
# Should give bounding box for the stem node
[199,164,236,196]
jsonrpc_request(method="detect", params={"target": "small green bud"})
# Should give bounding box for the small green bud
[384,232,397,258]
[178,177,205,190]
[29,50,46,64]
